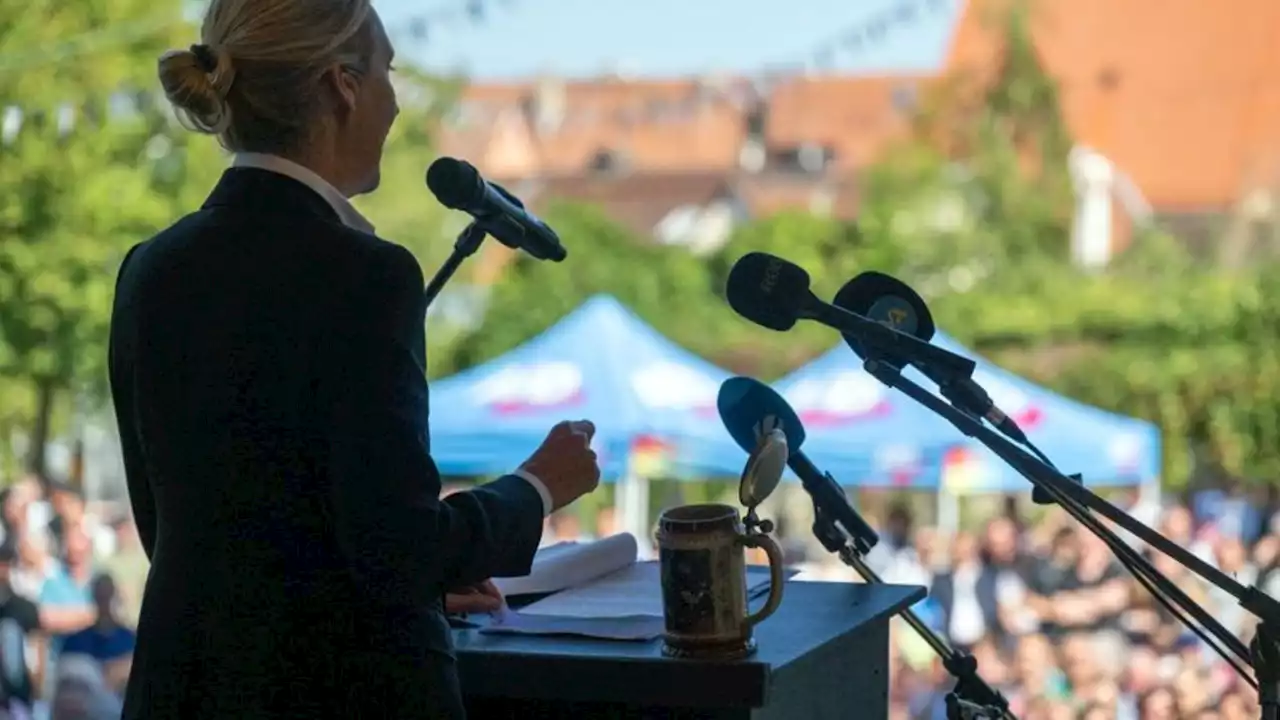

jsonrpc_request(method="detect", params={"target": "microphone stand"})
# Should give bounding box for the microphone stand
[858,356,1280,717]
[424,220,489,309]
[809,504,1014,720]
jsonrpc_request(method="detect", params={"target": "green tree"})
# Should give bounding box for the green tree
[444,202,718,376]
[861,0,1073,288]
[352,70,487,373]
[0,0,207,474]
[353,69,461,272]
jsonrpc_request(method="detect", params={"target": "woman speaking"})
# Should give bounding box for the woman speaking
[110,0,601,717]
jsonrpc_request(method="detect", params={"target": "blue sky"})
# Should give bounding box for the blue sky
[380,0,964,80]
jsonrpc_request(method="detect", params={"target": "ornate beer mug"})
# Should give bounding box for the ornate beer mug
[656,429,788,659]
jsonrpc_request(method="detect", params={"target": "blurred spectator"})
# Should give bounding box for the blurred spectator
[96,519,146,630]
[1024,526,1082,637]
[545,511,583,543]
[36,527,95,696]
[0,480,37,550]
[10,534,52,603]
[1137,685,1178,719]
[929,532,999,651]
[1160,506,1214,562]
[60,575,133,695]
[1209,537,1256,637]
[0,543,38,717]
[597,506,618,537]
[47,655,120,720]
[867,504,929,587]
[43,485,83,561]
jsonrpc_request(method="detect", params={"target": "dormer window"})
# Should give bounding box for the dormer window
[588,148,626,174]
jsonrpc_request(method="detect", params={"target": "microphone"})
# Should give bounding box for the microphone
[832,272,1017,433]
[425,157,566,262]
[833,271,1079,505]
[832,272,936,361]
[716,376,879,554]
[724,252,974,378]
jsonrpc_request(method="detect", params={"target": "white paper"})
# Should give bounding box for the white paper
[482,605,664,641]
[478,563,781,640]
[492,533,638,596]
[520,561,666,618]
[521,562,778,618]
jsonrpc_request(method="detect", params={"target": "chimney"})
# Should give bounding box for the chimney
[531,75,566,135]
[1069,146,1115,270]
[738,93,768,174]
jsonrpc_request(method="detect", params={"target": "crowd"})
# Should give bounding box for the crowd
[540,487,1278,719]
[0,475,146,720]
[0,468,1270,720]
[861,497,1273,720]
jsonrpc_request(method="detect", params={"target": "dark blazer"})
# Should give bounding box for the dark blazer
[109,168,545,719]
[928,564,1003,648]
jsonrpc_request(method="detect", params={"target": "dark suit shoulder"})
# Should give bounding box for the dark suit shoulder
[123,203,420,294]
[354,236,425,302]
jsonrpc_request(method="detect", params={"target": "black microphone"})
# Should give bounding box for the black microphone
[832,272,936,361]
[425,157,566,262]
[724,252,975,378]
[716,376,879,554]
[833,272,1016,430]
[833,271,1079,505]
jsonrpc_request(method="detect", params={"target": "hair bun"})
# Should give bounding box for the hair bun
[190,44,220,74]
[157,44,236,135]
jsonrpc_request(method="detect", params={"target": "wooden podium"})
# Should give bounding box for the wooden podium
[456,581,924,720]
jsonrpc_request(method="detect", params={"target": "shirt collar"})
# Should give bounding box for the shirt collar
[231,153,375,234]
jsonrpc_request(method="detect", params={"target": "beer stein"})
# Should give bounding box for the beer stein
[657,429,788,659]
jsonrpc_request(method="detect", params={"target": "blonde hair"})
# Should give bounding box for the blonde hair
[157,0,374,154]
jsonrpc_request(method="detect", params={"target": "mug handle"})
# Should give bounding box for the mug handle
[741,533,785,628]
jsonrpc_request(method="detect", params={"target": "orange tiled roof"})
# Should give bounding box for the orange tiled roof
[945,0,1280,210]
[734,173,861,219]
[437,77,749,176]
[765,75,927,170]
[436,73,924,173]
[523,172,733,235]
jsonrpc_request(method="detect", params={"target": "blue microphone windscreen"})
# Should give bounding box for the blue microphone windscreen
[716,376,808,453]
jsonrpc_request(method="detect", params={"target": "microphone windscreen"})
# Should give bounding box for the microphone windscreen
[425,157,483,210]
[832,271,935,359]
[724,252,811,331]
[717,376,808,453]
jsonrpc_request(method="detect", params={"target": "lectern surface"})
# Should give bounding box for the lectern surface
[454,580,923,713]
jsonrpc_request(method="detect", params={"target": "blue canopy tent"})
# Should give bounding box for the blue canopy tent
[766,345,966,488]
[680,344,969,486]
[734,334,1161,535]
[703,334,1161,495]
[429,294,738,540]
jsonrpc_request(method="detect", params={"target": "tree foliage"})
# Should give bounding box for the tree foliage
[0,0,217,472]
[353,69,462,273]
[444,202,717,375]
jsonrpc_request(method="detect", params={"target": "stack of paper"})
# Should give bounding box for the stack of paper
[493,533,639,597]
[486,534,777,641]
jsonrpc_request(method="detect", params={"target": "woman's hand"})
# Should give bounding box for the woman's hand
[445,579,504,615]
